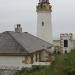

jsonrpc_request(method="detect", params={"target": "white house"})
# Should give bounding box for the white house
[0,24,54,70]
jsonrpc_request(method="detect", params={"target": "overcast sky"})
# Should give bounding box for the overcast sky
[0,0,75,38]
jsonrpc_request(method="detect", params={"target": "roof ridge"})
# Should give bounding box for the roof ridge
[7,32,28,53]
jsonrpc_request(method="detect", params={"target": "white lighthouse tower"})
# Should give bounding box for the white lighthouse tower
[36,0,52,43]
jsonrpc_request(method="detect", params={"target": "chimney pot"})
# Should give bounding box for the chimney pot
[15,24,22,32]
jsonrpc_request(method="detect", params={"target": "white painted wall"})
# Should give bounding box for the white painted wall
[37,11,52,43]
[0,56,32,70]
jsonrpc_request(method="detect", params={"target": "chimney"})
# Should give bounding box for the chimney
[15,24,22,32]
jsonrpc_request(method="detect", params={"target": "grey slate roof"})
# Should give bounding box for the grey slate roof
[0,31,53,54]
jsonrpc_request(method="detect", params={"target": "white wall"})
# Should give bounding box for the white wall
[0,56,32,70]
[37,11,52,43]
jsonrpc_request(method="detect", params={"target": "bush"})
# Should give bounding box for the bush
[14,49,75,75]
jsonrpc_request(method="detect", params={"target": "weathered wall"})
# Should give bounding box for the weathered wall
[40,50,48,62]
[60,33,74,53]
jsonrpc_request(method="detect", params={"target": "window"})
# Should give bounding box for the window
[64,40,68,47]
[42,21,44,27]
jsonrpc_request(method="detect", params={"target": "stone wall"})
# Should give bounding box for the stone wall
[0,70,16,75]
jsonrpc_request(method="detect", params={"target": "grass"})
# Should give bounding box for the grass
[14,49,75,75]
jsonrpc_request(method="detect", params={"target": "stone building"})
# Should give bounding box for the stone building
[53,33,75,54]
[0,24,54,70]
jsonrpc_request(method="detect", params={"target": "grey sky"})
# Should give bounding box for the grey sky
[0,0,75,38]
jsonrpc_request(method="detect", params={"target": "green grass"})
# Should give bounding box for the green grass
[14,49,75,75]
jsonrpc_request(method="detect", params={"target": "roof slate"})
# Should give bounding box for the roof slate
[0,31,53,54]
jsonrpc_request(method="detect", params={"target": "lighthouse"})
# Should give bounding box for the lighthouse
[36,0,52,43]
